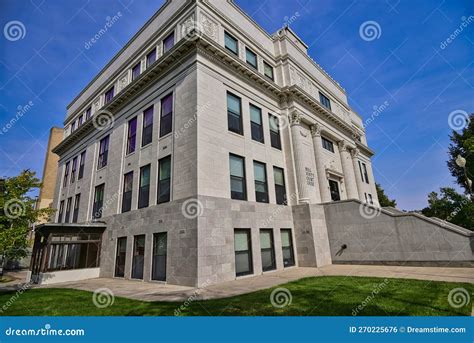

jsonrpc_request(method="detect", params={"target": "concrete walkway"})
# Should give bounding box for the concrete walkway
[5,264,467,302]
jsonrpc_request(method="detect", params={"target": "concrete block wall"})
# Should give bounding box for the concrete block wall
[324,200,474,266]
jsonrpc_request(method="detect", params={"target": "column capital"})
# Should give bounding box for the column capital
[351,148,360,158]
[338,140,349,152]
[289,111,302,127]
[310,123,322,138]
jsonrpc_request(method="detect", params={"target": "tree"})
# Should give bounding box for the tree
[421,187,474,231]
[376,183,397,207]
[447,113,473,195]
[0,170,54,274]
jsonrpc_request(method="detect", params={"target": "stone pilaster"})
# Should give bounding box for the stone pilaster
[351,148,365,202]
[338,140,359,200]
[290,112,310,204]
[311,124,331,203]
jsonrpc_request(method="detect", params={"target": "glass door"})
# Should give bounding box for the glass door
[281,229,295,267]
[260,229,276,271]
[131,235,145,279]
[152,233,167,281]
[114,237,127,277]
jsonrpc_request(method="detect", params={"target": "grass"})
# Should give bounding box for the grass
[0,276,472,316]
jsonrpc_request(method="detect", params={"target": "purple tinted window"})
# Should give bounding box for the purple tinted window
[142,106,154,146]
[127,117,137,154]
[146,49,156,67]
[160,93,173,137]
[163,32,174,53]
[105,86,114,104]
[71,121,76,132]
[98,136,109,169]
[132,63,141,80]
[86,107,92,119]
[78,115,84,127]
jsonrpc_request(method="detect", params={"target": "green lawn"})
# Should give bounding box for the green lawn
[0,276,472,316]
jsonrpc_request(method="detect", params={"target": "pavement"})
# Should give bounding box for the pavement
[1,265,472,302]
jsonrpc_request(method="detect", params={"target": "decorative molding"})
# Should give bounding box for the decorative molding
[310,124,322,138]
[351,148,360,158]
[200,13,218,41]
[289,111,302,126]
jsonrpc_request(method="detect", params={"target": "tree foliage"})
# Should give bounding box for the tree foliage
[447,113,474,195]
[0,170,54,261]
[376,183,397,207]
[421,188,474,230]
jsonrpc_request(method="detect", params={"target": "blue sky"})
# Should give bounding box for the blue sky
[0,0,473,210]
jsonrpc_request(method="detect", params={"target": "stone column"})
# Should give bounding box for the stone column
[338,140,359,200]
[290,112,310,204]
[351,148,365,201]
[310,124,331,203]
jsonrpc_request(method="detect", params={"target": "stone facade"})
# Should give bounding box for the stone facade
[34,0,472,286]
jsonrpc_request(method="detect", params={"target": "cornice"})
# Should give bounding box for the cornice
[54,32,376,158]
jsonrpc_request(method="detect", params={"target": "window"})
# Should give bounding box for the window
[263,61,274,80]
[63,161,70,187]
[105,86,114,104]
[64,197,72,223]
[253,161,268,203]
[115,237,127,277]
[329,180,340,201]
[70,157,77,184]
[146,49,156,67]
[234,229,253,276]
[122,172,133,213]
[157,156,171,204]
[163,31,175,53]
[78,115,84,127]
[319,92,331,110]
[250,104,264,143]
[229,154,246,200]
[273,167,287,205]
[269,114,281,149]
[78,151,86,180]
[71,121,76,133]
[132,62,141,81]
[142,106,153,147]
[245,48,257,69]
[322,137,334,153]
[126,117,137,154]
[160,93,173,137]
[45,233,101,272]
[368,193,374,205]
[358,161,370,184]
[227,92,243,135]
[138,164,150,209]
[85,107,92,120]
[58,200,64,223]
[131,235,145,279]
[224,31,238,55]
[72,194,80,223]
[97,136,109,169]
[92,183,105,219]
[281,229,295,267]
[260,229,276,271]
[152,232,167,281]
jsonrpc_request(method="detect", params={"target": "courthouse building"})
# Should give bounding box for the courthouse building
[30,0,473,286]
